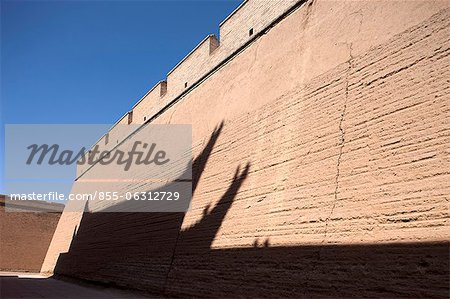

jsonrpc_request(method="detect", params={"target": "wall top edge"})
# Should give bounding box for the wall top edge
[219,0,249,27]
[167,34,218,76]
[82,110,130,158]
[132,80,166,109]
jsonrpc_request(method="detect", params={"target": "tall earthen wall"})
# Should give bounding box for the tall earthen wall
[42,0,450,297]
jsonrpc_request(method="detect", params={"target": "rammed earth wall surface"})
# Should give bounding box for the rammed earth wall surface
[42,0,450,297]
[0,196,61,272]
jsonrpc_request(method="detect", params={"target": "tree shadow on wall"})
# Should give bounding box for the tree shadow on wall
[54,122,449,298]
[54,121,249,293]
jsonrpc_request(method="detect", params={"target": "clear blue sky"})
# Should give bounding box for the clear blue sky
[0,0,241,193]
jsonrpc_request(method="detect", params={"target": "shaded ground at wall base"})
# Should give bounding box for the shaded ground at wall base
[0,272,155,299]
[165,242,449,298]
[55,239,449,298]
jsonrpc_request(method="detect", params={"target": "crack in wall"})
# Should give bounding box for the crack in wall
[301,0,315,29]
[319,7,363,246]
[320,9,364,244]
[321,43,354,246]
